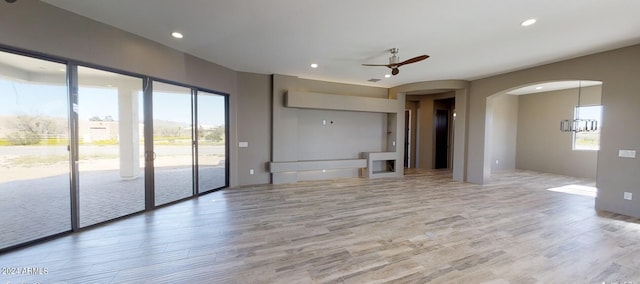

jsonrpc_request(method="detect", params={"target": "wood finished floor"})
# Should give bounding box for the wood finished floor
[1,169,640,283]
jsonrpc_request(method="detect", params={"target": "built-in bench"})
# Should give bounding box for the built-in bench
[268,153,399,180]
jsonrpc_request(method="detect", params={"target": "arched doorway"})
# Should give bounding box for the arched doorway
[485,80,602,179]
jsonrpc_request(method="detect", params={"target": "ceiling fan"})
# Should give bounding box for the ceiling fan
[362,48,429,76]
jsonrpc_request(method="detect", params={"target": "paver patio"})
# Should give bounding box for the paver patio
[0,164,225,250]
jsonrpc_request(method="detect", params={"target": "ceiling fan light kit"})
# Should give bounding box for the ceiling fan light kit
[362,48,429,76]
[388,48,400,64]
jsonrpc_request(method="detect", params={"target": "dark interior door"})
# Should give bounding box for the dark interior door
[435,109,449,169]
[404,110,410,168]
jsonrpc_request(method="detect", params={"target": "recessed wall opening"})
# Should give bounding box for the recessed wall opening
[486,80,602,182]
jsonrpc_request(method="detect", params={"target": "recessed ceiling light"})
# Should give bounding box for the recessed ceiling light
[310,63,318,68]
[171,32,184,39]
[521,18,537,27]
[384,74,391,78]
[535,86,543,90]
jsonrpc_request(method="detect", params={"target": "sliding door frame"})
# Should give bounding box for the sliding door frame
[150,78,230,197]
[143,78,155,211]
[0,45,73,252]
[67,63,80,231]
[0,44,230,253]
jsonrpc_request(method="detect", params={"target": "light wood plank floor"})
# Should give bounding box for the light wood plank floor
[1,169,639,283]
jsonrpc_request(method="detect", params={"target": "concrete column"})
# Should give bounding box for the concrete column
[118,88,140,179]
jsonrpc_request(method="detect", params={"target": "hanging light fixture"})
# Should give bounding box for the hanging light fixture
[560,81,598,133]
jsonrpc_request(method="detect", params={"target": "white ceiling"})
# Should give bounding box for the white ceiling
[41,0,640,88]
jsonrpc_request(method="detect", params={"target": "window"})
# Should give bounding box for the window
[573,105,602,150]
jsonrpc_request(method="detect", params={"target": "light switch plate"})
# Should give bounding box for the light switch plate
[624,192,633,200]
[239,141,249,148]
[618,150,636,158]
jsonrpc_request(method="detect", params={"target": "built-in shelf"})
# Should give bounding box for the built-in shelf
[285,91,398,113]
[361,152,399,179]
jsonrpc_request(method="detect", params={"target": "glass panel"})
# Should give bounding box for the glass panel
[196,91,226,192]
[0,52,70,249]
[153,82,193,205]
[77,67,144,227]
[573,105,602,151]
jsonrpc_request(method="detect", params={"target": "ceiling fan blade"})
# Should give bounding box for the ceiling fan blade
[362,63,392,67]
[396,55,429,67]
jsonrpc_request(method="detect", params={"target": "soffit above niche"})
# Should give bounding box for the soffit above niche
[285,91,398,113]
[507,81,602,96]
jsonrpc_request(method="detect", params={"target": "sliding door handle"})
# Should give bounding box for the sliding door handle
[145,151,157,161]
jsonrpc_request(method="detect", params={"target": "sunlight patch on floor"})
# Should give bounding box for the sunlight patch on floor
[547,184,597,197]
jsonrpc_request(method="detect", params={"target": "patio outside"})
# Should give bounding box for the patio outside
[0,144,226,250]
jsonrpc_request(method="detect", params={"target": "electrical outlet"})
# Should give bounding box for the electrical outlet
[495,160,499,165]
[249,169,254,175]
[618,150,636,158]
[624,192,632,200]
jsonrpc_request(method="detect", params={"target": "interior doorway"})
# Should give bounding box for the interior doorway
[434,98,455,169]
[434,109,449,169]
[404,109,411,168]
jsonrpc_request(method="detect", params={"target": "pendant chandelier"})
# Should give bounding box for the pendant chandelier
[560,81,598,133]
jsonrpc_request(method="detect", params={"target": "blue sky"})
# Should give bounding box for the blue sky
[0,79,225,126]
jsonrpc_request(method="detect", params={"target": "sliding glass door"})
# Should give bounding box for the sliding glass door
[77,67,145,227]
[152,82,194,206]
[0,48,229,252]
[196,91,227,192]
[0,52,70,249]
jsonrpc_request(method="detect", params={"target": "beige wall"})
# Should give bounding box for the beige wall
[413,96,433,169]
[488,94,518,172]
[467,44,640,218]
[516,86,601,178]
[236,72,271,185]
